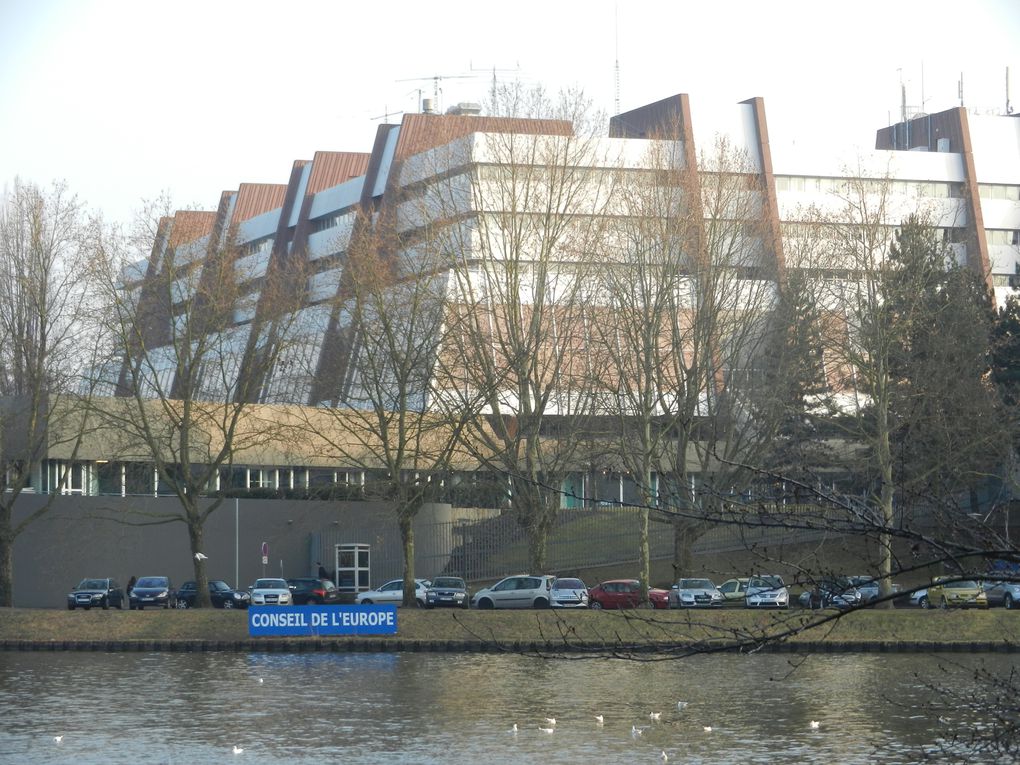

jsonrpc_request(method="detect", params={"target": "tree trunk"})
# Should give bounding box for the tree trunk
[187,506,212,608]
[672,518,696,581]
[876,404,896,609]
[638,507,650,603]
[399,513,416,607]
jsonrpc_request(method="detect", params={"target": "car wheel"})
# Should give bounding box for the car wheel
[101,597,109,610]
[1005,594,1014,610]
[361,599,373,605]
[918,596,929,609]
[416,599,425,608]
[533,597,549,609]
[940,597,949,609]
[477,598,494,610]
[175,600,189,609]
[67,603,74,611]
[223,600,235,610]
[590,601,603,610]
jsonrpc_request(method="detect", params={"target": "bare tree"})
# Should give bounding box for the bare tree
[426,85,617,572]
[0,179,102,607]
[91,199,307,607]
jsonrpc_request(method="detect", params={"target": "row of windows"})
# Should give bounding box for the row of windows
[986,229,1020,246]
[775,176,963,199]
[978,184,1020,202]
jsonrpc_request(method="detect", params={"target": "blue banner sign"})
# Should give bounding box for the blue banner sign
[248,605,397,637]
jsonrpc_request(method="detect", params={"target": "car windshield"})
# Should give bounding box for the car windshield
[752,576,784,588]
[210,581,231,592]
[554,579,585,589]
[432,577,465,589]
[78,579,107,590]
[946,580,978,589]
[679,579,714,589]
[254,579,287,589]
[136,577,167,588]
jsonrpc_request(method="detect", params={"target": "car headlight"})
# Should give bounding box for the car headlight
[158,591,168,598]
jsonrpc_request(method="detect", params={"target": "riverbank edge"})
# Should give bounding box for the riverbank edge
[3,637,1018,654]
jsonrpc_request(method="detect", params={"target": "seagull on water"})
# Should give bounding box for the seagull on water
[649,711,661,721]
[703,726,713,733]
[676,701,689,711]
[631,725,644,737]
[53,736,63,743]
[543,717,556,726]
[538,726,555,734]
[594,714,604,725]
[661,752,669,762]
[509,724,518,734]
[232,745,244,754]
[257,677,264,684]
[195,552,208,561]
[810,720,820,729]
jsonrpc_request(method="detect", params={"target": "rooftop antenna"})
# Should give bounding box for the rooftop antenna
[614,2,621,114]
[898,68,907,122]
[370,105,404,123]
[958,71,964,107]
[395,73,477,114]
[470,61,520,111]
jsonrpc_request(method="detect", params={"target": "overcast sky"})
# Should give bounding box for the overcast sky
[2,0,1018,226]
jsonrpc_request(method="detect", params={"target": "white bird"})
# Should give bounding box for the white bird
[632,725,644,736]
[703,726,713,733]
[53,736,63,743]
[538,726,555,734]
[594,714,604,725]
[543,717,556,726]
[232,745,244,754]
[676,701,689,711]
[195,552,208,561]
[257,677,264,684]
[650,711,661,721]
[509,723,518,734]
[661,752,669,762]
[810,720,820,729]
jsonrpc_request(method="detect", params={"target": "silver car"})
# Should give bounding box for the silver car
[249,578,292,606]
[745,575,789,609]
[471,575,554,609]
[355,578,430,608]
[550,577,589,608]
[981,577,1020,609]
[669,578,724,608]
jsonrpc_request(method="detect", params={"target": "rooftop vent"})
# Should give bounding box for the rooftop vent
[446,102,482,116]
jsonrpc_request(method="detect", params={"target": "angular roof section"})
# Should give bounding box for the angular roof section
[232,183,289,224]
[306,151,371,195]
[167,211,217,248]
[394,113,574,161]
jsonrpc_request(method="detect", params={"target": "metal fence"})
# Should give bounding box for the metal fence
[316,506,838,587]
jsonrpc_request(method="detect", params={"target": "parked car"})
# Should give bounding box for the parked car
[550,577,589,608]
[129,576,176,610]
[846,575,903,605]
[922,576,988,609]
[471,575,555,609]
[669,578,725,608]
[249,578,293,606]
[796,577,862,610]
[67,578,125,610]
[587,579,670,610]
[425,576,470,609]
[287,577,343,605]
[745,575,790,609]
[981,577,1020,609]
[175,580,250,609]
[355,578,430,607]
[906,587,928,608]
[717,578,751,604]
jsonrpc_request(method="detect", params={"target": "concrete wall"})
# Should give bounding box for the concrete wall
[10,494,458,608]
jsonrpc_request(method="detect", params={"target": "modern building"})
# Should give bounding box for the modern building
[35,93,1020,501]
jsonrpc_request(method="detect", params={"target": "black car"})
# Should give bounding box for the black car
[286,577,343,605]
[425,576,470,609]
[175,580,250,609]
[67,578,125,610]
[129,576,176,610]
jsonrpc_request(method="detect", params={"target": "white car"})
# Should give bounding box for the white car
[550,577,589,608]
[355,578,430,607]
[249,578,292,606]
[744,575,790,609]
[471,575,555,609]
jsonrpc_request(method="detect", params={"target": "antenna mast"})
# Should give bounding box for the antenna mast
[614,3,621,114]
[1008,66,1014,115]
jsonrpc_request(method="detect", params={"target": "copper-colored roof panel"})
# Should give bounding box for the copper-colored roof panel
[394,114,573,161]
[306,151,371,195]
[167,211,217,248]
[232,183,289,223]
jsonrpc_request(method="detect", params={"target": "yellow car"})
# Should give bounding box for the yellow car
[921,576,988,609]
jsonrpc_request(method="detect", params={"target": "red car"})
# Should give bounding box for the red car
[588,579,670,610]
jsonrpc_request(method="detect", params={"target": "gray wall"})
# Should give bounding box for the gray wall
[11,494,455,608]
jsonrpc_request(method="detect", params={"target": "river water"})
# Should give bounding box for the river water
[0,650,1011,764]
